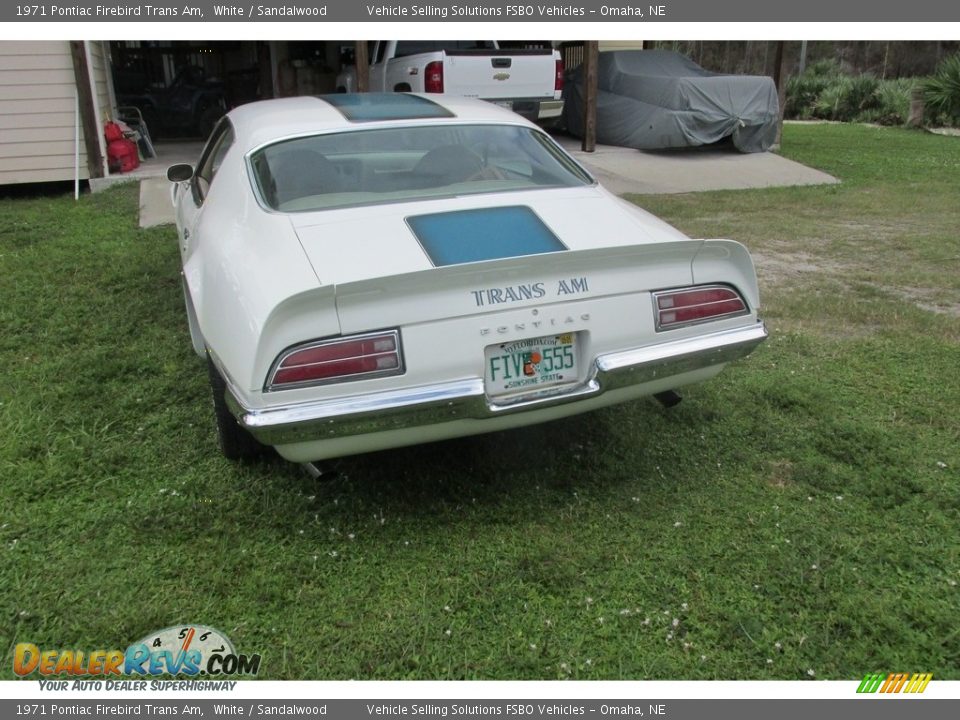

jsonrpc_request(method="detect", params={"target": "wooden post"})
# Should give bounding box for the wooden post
[258,42,274,99]
[69,41,104,178]
[907,87,925,127]
[354,41,369,93]
[582,40,598,153]
[772,41,788,149]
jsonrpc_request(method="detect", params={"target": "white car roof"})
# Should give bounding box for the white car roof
[227,94,539,154]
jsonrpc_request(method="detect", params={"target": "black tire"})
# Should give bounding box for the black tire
[207,356,264,461]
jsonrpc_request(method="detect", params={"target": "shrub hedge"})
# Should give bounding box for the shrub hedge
[784,53,960,127]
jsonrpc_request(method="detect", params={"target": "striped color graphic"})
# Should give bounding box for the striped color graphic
[857,672,932,694]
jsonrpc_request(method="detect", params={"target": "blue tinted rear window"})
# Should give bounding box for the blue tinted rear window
[408,206,566,267]
[320,93,455,122]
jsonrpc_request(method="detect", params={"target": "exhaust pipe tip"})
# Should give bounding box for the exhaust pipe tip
[654,390,683,408]
[301,461,339,480]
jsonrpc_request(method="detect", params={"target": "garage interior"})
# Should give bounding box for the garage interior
[110,40,565,139]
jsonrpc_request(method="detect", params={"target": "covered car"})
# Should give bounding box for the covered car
[167,93,767,463]
[564,50,779,153]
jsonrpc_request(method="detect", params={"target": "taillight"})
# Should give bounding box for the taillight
[266,331,403,390]
[554,58,564,93]
[424,61,444,93]
[653,285,749,331]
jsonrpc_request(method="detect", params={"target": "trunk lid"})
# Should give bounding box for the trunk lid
[289,188,688,285]
[330,242,702,334]
[288,188,700,334]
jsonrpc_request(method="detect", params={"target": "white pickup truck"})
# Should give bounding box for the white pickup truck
[335,40,564,125]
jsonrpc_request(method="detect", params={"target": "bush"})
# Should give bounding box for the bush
[785,65,919,126]
[785,61,842,119]
[812,77,851,120]
[844,75,881,115]
[812,75,881,122]
[786,74,832,119]
[922,53,960,125]
[873,78,915,125]
[805,59,843,78]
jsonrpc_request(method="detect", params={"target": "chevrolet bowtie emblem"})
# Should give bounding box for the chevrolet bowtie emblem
[493,72,510,81]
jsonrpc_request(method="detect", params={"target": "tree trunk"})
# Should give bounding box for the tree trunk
[772,42,788,149]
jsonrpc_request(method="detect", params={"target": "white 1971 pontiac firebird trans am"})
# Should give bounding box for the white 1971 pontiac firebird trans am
[167,93,767,463]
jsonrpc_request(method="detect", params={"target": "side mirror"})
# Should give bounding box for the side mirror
[167,163,194,182]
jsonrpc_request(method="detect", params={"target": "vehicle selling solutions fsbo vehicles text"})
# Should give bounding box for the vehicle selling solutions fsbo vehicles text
[364,4,589,17]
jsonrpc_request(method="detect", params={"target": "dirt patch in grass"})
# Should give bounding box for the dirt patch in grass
[765,459,795,489]
[877,285,960,318]
[752,250,960,320]
[751,250,829,284]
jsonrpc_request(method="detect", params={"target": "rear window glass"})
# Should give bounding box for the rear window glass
[249,124,593,213]
[394,41,496,57]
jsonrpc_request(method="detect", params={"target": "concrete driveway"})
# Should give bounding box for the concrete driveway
[136,136,838,228]
[554,134,838,196]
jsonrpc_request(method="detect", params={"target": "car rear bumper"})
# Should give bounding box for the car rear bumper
[226,322,767,447]
[483,98,564,122]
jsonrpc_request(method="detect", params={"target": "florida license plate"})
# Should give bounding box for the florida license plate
[484,333,578,397]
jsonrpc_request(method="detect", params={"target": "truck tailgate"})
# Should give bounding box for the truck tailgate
[445,49,557,100]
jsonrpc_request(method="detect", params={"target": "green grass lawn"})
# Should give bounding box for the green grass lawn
[1,124,958,680]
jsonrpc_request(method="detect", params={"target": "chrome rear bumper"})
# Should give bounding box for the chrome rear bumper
[227,322,767,446]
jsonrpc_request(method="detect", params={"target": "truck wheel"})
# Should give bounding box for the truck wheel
[207,357,264,461]
[393,83,412,92]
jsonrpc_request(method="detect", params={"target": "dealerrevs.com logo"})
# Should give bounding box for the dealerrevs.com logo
[14,625,261,678]
[857,673,933,694]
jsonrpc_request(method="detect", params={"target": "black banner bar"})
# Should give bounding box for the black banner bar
[2,698,959,720]
[4,0,960,23]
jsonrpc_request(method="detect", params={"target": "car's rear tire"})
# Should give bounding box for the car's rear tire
[207,356,264,461]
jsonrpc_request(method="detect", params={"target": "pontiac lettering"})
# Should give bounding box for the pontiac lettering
[470,278,589,307]
[480,314,590,336]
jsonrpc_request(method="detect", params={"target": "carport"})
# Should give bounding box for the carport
[124,39,831,226]
[348,40,791,152]
[112,39,790,150]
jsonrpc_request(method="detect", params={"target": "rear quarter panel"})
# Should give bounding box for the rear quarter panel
[182,148,337,395]
[691,239,762,311]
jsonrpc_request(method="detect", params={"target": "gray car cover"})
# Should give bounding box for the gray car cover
[563,50,779,153]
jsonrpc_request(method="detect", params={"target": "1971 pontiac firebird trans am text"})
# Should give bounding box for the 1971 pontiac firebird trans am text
[167,93,767,463]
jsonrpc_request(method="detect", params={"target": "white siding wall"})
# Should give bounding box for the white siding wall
[599,42,645,52]
[88,41,115,120]
[0,41,114,186]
